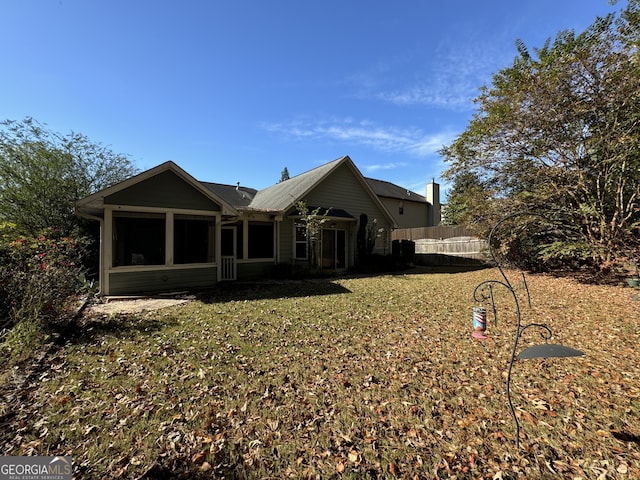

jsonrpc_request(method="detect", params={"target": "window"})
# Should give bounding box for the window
[248,222,274,259]
[112,213,165,267]
[174,215,214,264]
[295,223,307,259]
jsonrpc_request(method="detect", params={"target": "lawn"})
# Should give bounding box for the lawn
[1,268,639,479]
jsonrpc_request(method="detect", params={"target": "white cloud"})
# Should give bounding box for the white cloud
[364,162,407,172]
[262,117,455,158]
[369,38,512,110]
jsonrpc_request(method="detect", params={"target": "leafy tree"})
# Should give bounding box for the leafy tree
[279,166,290,183]
[441,2,640,272]
[441,171,491,228]
[294,200,330,268]
[0,118,138,236]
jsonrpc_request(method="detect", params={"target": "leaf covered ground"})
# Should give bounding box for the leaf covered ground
[1,268,639,479]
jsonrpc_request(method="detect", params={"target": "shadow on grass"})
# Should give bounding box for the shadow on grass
[612,430,640,445]
[60,314,177,345]
[397,264,492,276]
[197,278,352,304]
[137,459,250,480]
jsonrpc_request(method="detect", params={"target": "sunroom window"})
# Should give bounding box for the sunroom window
[174,215,215,264]
[112,212,165,267]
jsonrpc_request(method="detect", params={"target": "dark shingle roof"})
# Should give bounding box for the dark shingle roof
[365,177,426,203]
[200,182,257,208]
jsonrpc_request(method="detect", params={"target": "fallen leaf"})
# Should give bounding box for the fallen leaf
[192,451,206,465]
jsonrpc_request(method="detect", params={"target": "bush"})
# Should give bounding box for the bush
[0,223,89,347]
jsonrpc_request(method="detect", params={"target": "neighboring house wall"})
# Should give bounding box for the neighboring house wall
[378,196,428,229]
[366,178,441,230]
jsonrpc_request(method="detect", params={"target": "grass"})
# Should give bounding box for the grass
[2,268,640,479]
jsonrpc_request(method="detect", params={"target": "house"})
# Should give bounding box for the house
[366,177,440,229]
[78,155,438,295]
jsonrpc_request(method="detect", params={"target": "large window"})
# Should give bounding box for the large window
[248,221,274,259]
[174,215,215,264]
[112,213,165,267]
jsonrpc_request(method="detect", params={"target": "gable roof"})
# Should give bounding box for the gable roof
[366,177,427,203]
[248,156,346,212]
[76,157,402,227]
[76,161,238,218]
[249,155,396,226]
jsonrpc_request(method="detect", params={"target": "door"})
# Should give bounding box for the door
[220,227,237,280]
[320,228,346,270]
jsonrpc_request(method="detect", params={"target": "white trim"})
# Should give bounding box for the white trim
[293,222,308,261]
[236,258,277,263]
[108,263,216,273]
[103,209,112,295]
[221,256,237,280]
[109,204,218,216]
[220,226,237,281]
[216,216,222,281]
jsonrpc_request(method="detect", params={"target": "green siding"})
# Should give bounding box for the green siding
[306,164,390,228]
[237,261,275,279]
[279,217,295,262]
[105,171,220,211]
[304,164,392,255]
[276,163,393,265]
[109,267,217,295]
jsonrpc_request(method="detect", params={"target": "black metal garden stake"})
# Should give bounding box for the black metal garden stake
[472,213,584,448]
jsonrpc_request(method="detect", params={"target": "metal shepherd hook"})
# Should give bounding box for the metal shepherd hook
[472,212,584,448]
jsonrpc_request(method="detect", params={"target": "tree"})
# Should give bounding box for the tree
[356,213,380,261]
[441,171,491,228]
[279,167,290,183]
[441,2,640,272]
[0,118,138,236]
[294,200,330,269]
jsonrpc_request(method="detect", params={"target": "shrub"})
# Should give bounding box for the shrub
[0,223,89,350]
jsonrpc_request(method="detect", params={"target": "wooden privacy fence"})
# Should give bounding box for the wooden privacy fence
[392,226,489,265]
[392,225,473,241]
[414,237,487,261]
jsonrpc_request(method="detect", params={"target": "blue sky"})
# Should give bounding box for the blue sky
[1,1,620,198]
